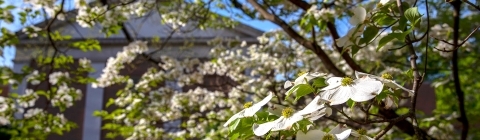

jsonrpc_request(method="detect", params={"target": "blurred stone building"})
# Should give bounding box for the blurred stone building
[10,10,261,140]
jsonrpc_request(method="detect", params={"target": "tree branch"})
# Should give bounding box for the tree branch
[449,0,469,139]
[245,0,345,77]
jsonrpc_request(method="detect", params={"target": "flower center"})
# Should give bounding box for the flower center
[357,128,367,135]
[297,71,307,77]
[243,102,253,109]
[281,107,294,118]
[381,73,393,80]
[341,76,354,86]
[322,134,335,140]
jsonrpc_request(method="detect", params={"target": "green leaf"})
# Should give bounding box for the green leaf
[396,107,410,114]
[230,133,240,140]
[404,7,422,26]
[294,84,315,101]
[359,26,379,45]
[377,33,404,51]
[392,16,408,31]
[285,85,300,98]
[347,99,355,108]
[311,77,327,88]
[372,13,397,26]
[376,90,388,100]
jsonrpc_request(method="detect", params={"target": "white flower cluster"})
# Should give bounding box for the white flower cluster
[0,97,13,125]
[79,57,91,68]
[17,89,39,108]
[306,5,336,21]
[49,71,69,85]
[73,0,154,30]
[51,83,82,108]
[93,41,148,88]
[25,70,41,85]
[23,0,61,20]
[21,25,42,38]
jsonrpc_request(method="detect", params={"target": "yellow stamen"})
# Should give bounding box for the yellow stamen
[281,107,294,118]
[322,134,335,140]
[357,128,367,135]
[297,70,307,77]
[243,102,253,109]
[381,73,393,80]
[341,76,354,86]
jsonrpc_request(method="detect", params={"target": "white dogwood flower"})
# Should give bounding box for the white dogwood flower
[253,96,331,136]
[296,124,352,140]
[223,92,273,127]
[355,71,414,95]
[252,107,304,136]
[319,76,383,105]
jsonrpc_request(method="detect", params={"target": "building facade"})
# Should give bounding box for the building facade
[12,11,262,140]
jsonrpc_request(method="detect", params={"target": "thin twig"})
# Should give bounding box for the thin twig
[374,123,394,140]
[395,0,423,137]
[246,0,346,76]
[449,0,469,139]
[463,0,480,11]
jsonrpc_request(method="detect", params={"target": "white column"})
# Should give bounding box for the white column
[82,62,105,140]
[11,62,28,95]
[11,62,28,119]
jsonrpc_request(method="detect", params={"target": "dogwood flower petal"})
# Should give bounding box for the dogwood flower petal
[355,71,414,94]
[349,7,366,25]
[306,107,332,122]
[329,125,353,140]
[297,96,328,115]
[322,77,343,91]
[253,114,304,136]
[380,0,391,5]
[270,115,304,131]
[349,77,384,102]
[321,87,351,105]
[253,119,281,136]
[223,92,273,127]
